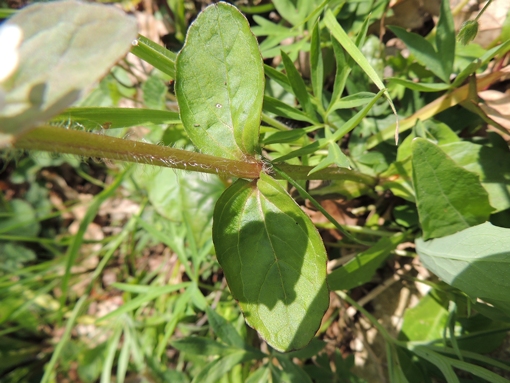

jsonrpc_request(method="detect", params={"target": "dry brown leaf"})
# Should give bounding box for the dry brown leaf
[479,89,510,131]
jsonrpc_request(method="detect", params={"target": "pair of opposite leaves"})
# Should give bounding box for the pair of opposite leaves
[175,3,329,352]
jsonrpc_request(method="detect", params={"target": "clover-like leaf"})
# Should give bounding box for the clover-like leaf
[0,0,138,147]
[212,172,329,352]
[176,2,264,160]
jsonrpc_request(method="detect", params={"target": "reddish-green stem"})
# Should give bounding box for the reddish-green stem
[13,126,377,184]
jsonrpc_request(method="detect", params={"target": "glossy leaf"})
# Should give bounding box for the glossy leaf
[416,222,510,317]
[212,172,329,352]
[0,1,137,147]
[411,138,493,240]
[176,2,264,160]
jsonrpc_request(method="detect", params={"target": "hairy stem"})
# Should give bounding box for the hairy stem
[13,126,377,184]
[14,126,263,178]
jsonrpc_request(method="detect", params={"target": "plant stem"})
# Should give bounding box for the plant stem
[13,126,377,184]
[14,126,264,179]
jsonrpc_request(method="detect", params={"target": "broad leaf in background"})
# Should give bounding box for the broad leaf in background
[399,290,449,342]
[440,141,510,212]
[416,222,510,318]
[411,138,493,240]
[144,167,225,248]
[0,1,138,147]
[176,2,264,160]
[213,172,329,352]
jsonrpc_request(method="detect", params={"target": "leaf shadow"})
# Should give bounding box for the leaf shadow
[217,201,329,351]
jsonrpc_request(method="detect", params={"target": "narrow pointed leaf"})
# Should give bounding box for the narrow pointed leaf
[436,0,455,81]
[328,234,404,291]
[310,20,323,103]
[411,138,493,240]
[388,26,447,83]
[0,1,137,147]
[281,50,316,118]
[212,172,329,352]
[308,142,350,175]
[52,107,180,129]
[205,306,245,349]
[176,3,264,160]
[130,34,176,79]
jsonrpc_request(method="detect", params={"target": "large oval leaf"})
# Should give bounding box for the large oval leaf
[416,222,510,317]
[0,0,137,147]
[212,172,329,352]
[411,138,493,240]
[175,2,264,160]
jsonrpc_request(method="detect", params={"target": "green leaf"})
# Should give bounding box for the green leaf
[192,350,259,383]
[212,172,329,352]
[262,129,307,145]
[144,168,225,248]
[205,306,245,349]
[436,0,455,80]
[328,234,404,291]
[264,64,294,95]
[52,107,180,129]
[130,34,176,79]
[440,141,510,212]
[411,138,493,240]
[416,222,510,317]
[272,0,317,26]
[400,290,448,342]
[142,75,167,110]
[388,26,447,83]
[274,354,313,383]
[281,50,316,118]
[325,11,384,90]
[328,36,350,113]
[388,78,451,92]
[410,347,459,383]
[263,95,316,123]
[0,199,40,237]
[308,142,350,175]
[0,1,137,147]
[328,92,377,111]
[310,20,323,104]
[171,337,234,356]
[175,3,264,160]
